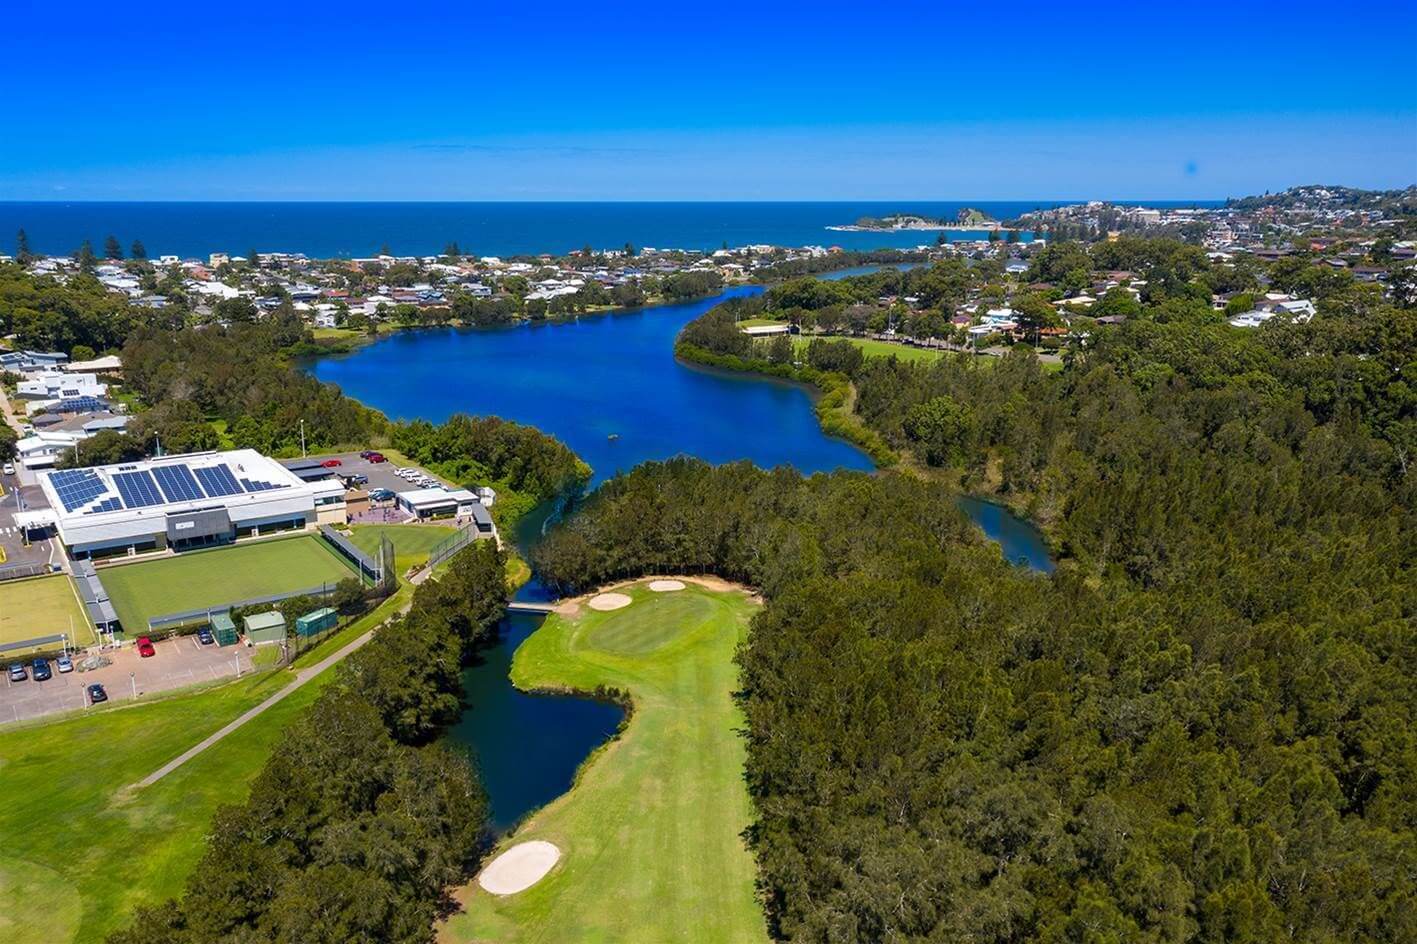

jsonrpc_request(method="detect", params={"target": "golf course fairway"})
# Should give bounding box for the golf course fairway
[441,580,768,943]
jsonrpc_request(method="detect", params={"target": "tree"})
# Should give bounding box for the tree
[75,239,97,272]
[443,241,461,259]
[379,242,392,257]
[104,235,123,259]
[902,395,974,466]
[624,241,637,257]
[246,248,260,269]
[129,239,147,260]
[15,228,32,264]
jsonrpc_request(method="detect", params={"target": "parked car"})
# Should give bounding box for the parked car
[31,658,52,681]
[369,487,395,502]
[8,662,27,682]
[321,458,343,468]
[358,450,376,459]
[366,452,387,463]
[2,463,14,475]
[344,473,369,486]
[136,637,156,658]
[197,627,215,645]
[87,683,108,704]
[56,655,74,673]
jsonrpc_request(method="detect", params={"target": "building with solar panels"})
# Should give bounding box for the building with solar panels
[34,449,348,558]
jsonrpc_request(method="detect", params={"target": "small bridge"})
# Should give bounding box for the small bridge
[507,601,557,615]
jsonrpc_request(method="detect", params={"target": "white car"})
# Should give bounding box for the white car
[2,463,13,476]
[56,655,74,673]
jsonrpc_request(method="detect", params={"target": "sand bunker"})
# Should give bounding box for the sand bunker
[477,840,561,895]
[588,592,633,611]
[648,579,686,592]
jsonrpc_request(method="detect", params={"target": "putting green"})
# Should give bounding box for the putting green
[580,591,716,656]
[443,581,767,944]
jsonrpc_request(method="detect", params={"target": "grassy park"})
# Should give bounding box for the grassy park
[443,580,767,944]
[100,535,359,632]
[0,669,327,943]
[795,334,945,363]
[0,575,95,653]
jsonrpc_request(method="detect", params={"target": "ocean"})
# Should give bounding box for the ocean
[0,200,1222,260]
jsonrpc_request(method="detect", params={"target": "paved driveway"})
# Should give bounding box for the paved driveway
[0,634,259,725]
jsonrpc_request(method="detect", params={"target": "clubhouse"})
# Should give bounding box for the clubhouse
[28,449,348,559]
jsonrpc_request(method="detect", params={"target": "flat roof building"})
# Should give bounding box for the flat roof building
[35,449,347,558]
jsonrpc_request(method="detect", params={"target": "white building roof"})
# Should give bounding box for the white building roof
[37,449,323,549]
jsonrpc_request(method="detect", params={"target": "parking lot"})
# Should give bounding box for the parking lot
[0,633,260,725]
[303,451,454,497]
[0,470,62,572]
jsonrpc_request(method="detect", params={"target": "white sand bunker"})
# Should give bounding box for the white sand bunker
[588,592,633,611]
[648,579,686,592]
[477,840,561,895]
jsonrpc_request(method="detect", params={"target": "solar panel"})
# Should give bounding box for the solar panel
[240,478,286,492]
[113,470,164,508]
[195,464,243,497]
[152,463,204,503]
[84,497,124,514]
[49,469,110,512]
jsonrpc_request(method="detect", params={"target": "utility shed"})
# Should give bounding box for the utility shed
[211,612,238,646]
[295,607,337,637]
[242,610,286,645]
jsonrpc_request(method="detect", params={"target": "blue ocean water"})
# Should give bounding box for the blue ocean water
[0,200,1221,259]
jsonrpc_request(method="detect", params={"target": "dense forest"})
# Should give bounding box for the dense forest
[537,242,1417,941]
[109,539,510,944]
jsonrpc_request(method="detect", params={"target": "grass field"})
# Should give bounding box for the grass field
[100,535,359,632]
[795,335,945,363]
[0,581,414,944]
[349,523,456,574]
[442,581,767,944]
[0,668,325,943]
[0,575,96,653]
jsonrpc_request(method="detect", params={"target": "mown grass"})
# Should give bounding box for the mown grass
[100,535,359,632]
[349,523,457,574]
[0,575,95,652]
[0,668,331,943]
[796,334,945,363]
[442,581,767,944]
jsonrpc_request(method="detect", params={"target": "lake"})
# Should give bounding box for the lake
[306,281,1053,830]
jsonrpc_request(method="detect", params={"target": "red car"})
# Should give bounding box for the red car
[321,458,343,468]
[136,636,156,658]
[367,452,387,463]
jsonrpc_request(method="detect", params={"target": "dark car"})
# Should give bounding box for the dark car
[366,452,387,463]
[136,636,156,658]
[369,487,395,502]
[31,658,51,681]
[197,627,215,645]
[7,662,26,682]
[87,683,108,704]
[344,473,369,487]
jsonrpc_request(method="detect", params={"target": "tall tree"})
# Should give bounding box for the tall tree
[129,238,147,260]
[103,234,123,259]
[15,228,32,263]
[75,239,96,272]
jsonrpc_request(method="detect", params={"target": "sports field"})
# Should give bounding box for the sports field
[0,575,95,653]
[443,581,767,943]
[349,523,456,573]
[100,535,359,632]
[795,335,945,363]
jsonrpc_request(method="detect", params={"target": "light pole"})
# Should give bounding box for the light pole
[129,671,136,699]
[300,419,307,458]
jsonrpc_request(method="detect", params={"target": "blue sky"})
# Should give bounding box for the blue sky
[3,0,1414,200]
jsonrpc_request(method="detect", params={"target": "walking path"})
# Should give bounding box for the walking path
[127,628,376,789]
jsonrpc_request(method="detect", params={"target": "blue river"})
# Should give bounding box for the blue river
[306,280,1053,831]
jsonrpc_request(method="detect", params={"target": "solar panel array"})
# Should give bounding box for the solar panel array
[152,464,204,502]
[194,464,243,497]
[50,469,108,512]
[53,396,109,414]
[113,470,164,508]
[53,461,291,515]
